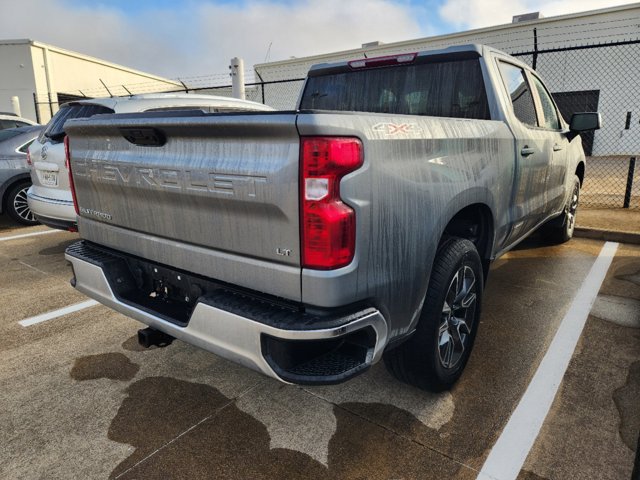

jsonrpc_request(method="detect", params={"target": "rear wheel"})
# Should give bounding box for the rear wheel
[543,175,580,244]
[384,238,483,392]
[5,181,38,225]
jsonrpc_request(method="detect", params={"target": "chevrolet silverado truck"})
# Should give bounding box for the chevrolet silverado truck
[63,45,600,391]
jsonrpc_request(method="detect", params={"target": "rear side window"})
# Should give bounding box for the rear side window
[498,62,538,127]
[0,119,22,129]
[300,58,490,120]
[42,104,114,143]
[0,129,23,142]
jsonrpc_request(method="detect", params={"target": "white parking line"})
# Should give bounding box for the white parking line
[19,300,99,327]
[477,241,619,480]
[0,230,58,242]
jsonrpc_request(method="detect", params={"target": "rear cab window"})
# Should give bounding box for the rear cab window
[300,57,490,120]
[41,103,115,144]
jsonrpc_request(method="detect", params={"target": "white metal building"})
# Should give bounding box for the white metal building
[254,3,640,156]
[0,39,182,124]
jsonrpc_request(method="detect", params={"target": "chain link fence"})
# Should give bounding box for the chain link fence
[33,39,639,209]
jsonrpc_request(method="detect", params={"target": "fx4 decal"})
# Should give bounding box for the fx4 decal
[372,123,423,136]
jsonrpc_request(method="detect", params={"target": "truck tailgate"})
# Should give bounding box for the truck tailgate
[65,112,301,299]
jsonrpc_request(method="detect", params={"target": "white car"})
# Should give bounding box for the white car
[27,94,274,230]
[0,113,38,130]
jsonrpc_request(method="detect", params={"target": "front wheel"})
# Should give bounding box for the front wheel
[384,238,483,392]
[5,181,39,226]
[543,175,580,244]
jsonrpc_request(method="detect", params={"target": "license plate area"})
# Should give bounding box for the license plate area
[39,171,58,187]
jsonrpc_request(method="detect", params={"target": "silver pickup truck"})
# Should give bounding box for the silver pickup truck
[64,45,600,391]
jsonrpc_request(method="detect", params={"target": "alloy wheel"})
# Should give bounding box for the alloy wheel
[13,186,36,223]
[566,183,579,234]
[438,265,477,369]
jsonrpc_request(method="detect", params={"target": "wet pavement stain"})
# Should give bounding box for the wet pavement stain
[517,470,550,480]
[591,294,640,328]
[633,434,640,480]
[602,260,640,301]
[71,353,140,382]
[325,404,464,479]
[109,376,328,479]
[613,361,640,451]
[108,378,466,479]
[618,270,640,286]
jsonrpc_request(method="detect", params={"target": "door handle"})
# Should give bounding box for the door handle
[553,144,564,151]
[520,146,535,156]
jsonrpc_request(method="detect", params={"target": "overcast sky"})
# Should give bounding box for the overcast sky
[0,0,633,81]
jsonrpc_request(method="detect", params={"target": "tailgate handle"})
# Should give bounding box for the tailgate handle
[120,127,166,147]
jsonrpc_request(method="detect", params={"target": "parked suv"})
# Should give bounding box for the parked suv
[27,94,274,230]
[0,126,43,225]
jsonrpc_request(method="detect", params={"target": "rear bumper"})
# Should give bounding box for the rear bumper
[65,241,388,384]
[27,190,76,230]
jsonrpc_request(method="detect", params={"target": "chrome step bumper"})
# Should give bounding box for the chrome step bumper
[65,242,388,384]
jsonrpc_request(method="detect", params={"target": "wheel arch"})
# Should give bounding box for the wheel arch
[440,202,495,280]
[575,161,585,186]
[1,174,32,215]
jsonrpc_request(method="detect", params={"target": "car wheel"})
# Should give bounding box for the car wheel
[5,181,39,225]
[384,237,483,392]
[543,175,580,244]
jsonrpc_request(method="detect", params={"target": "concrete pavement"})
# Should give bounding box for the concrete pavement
[0,216,637,480]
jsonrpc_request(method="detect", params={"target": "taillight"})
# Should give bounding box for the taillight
[301,137,363,269]
[65,135,80,215]
[26,149,32,166]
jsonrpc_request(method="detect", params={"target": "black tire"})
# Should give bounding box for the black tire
[542,175,580,244]
[5,181,39,226]
[384,238,483,392]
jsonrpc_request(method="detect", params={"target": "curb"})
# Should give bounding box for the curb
[574,227,640,245]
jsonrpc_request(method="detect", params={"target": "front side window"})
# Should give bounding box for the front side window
[531,75,561,129]
[498,62,538,127]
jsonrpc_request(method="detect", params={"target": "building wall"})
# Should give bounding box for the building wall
[0,42,37,121]
[0,40,182,124]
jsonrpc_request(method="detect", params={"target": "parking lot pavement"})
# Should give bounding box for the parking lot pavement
[0,218,638,480]
[520,243,640,480]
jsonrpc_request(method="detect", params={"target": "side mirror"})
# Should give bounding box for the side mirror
[567,112,601,142]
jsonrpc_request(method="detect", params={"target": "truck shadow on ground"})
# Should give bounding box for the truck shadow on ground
[38,238,76,256]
